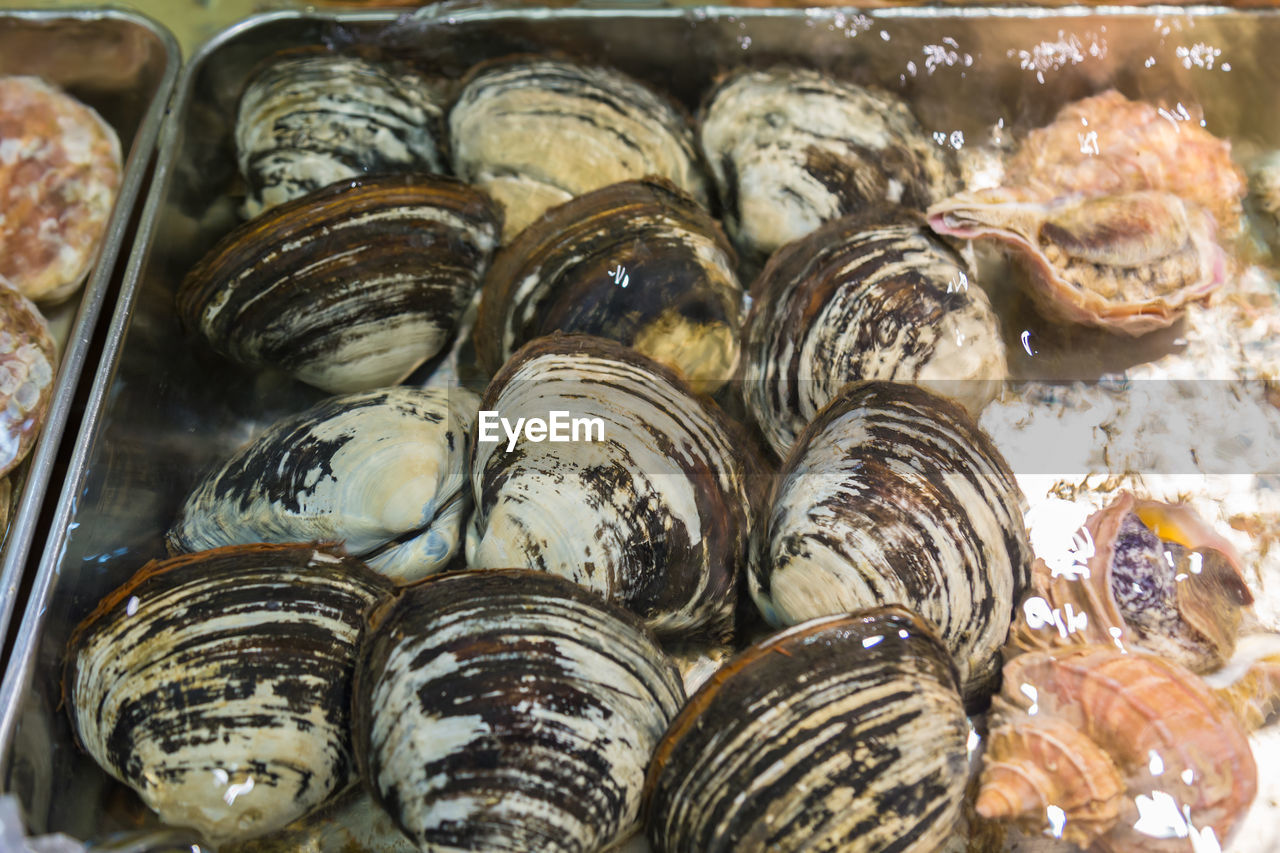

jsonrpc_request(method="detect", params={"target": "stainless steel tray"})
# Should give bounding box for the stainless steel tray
[3,2,1278,843]
[0,12,178,682]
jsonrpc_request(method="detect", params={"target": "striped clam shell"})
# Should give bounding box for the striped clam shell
[753,381,1031,704]
[176,174,501,394]
[465,334,755,641]
[166,386,478,583]
[645,606,969,853]
[450,56,708,240]
[474,178,743,391]
[236,49,448,218]
[0,278,57,476]
[699,66,957,263]
[353,569,685,852]
[742,208,1006,459]
[64,543,393,844]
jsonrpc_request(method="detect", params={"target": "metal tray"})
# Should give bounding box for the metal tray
[3,3,1279,844]
[0,13,178,683]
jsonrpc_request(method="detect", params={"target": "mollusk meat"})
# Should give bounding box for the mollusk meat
[699,66,957,263]
[741,207,1006,459]
[166,386,478,583]
[466,334,754,641]
[645,606,969,853]
[978,644,1257,853]
[752,381,1031,703]
[0,278,56,477]
[450,56,708,240]
[64,543,393,844]
[236,50,448,218]
[353,569,684,852]
[176,174,501,393]
[474,177,743,391]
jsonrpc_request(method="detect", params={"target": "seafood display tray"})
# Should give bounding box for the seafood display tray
[0,13,178,674]
[4,2,1280,846]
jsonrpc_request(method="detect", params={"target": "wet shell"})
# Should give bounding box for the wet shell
[236,50,448,218]
[450,56,708,240]
[752,381,1031,704]
[0,75,122,302]
[1009,492,1253,674]
[646,606,969,853]
[466,334,754,640]
[474,178,743,391]
[166,386,478,583]
[176,174,501,393]
[0,278,57,477]
[978,645,1256,853]
[64,543,393,844]
[353,569,684,852]
[699,66,957,264]
[742,208,1006,459]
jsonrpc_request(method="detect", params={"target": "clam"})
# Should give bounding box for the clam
[176,174,501,394]
[474,178,743,391]
[236,50,448,218]
[167,386,478,583]
[0,75,122,303]
[752,381,1031,704]
[928,89,1245,336]
[353,569,684,852]
[450,56,707,240]
[465,334,755,641]
[64,543,393,844]
[741,207,1006,459]
[0,278,57,477]
[978,644,1256,853]
[646,606,969,853]
[699,66,957,264]
[1009,492,1253,674]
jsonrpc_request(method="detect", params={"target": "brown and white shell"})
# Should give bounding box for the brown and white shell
[0,278,57,477]
[646,606,970,853]
[0,75,122,303]
[176,174,501,394]
[474,178,743,391]
[741,207,1006,458]
[752,381,1031,704]
[978,644,1256,853]
[699,66,957,264]
[450,56,708,240]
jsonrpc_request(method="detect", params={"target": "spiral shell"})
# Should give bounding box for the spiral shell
[64,543,393,844]
[474,178,743,391]
[646,606,969,853]
[0,278,57,477]
[450,56,707,240]
[752,381,1031,703]
[742,208,1006,458]
[466,334,754,640]
[167,386,478,582]
[978,645,1256,853]
[353,569,684,852]
[699,66,956,263]
[176,174,501,393]
[236,50,448,218]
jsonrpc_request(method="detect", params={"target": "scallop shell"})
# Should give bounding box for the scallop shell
[699,66,957,264]
[752,381,1031,704]
[1009,491,1253,674]
[0,278,57,477]
[236,50,448,218]
[474,178,743,391]
[646,606,969,853]
[450,56,708,240]
[353,569,684,852]
[0,75,122,302]
[741,208,1006,459]
[64,543,393,844]
[465,334,755,640]
[978,645,1256,853]
[166,386,478,583]
[176,174,501,394]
